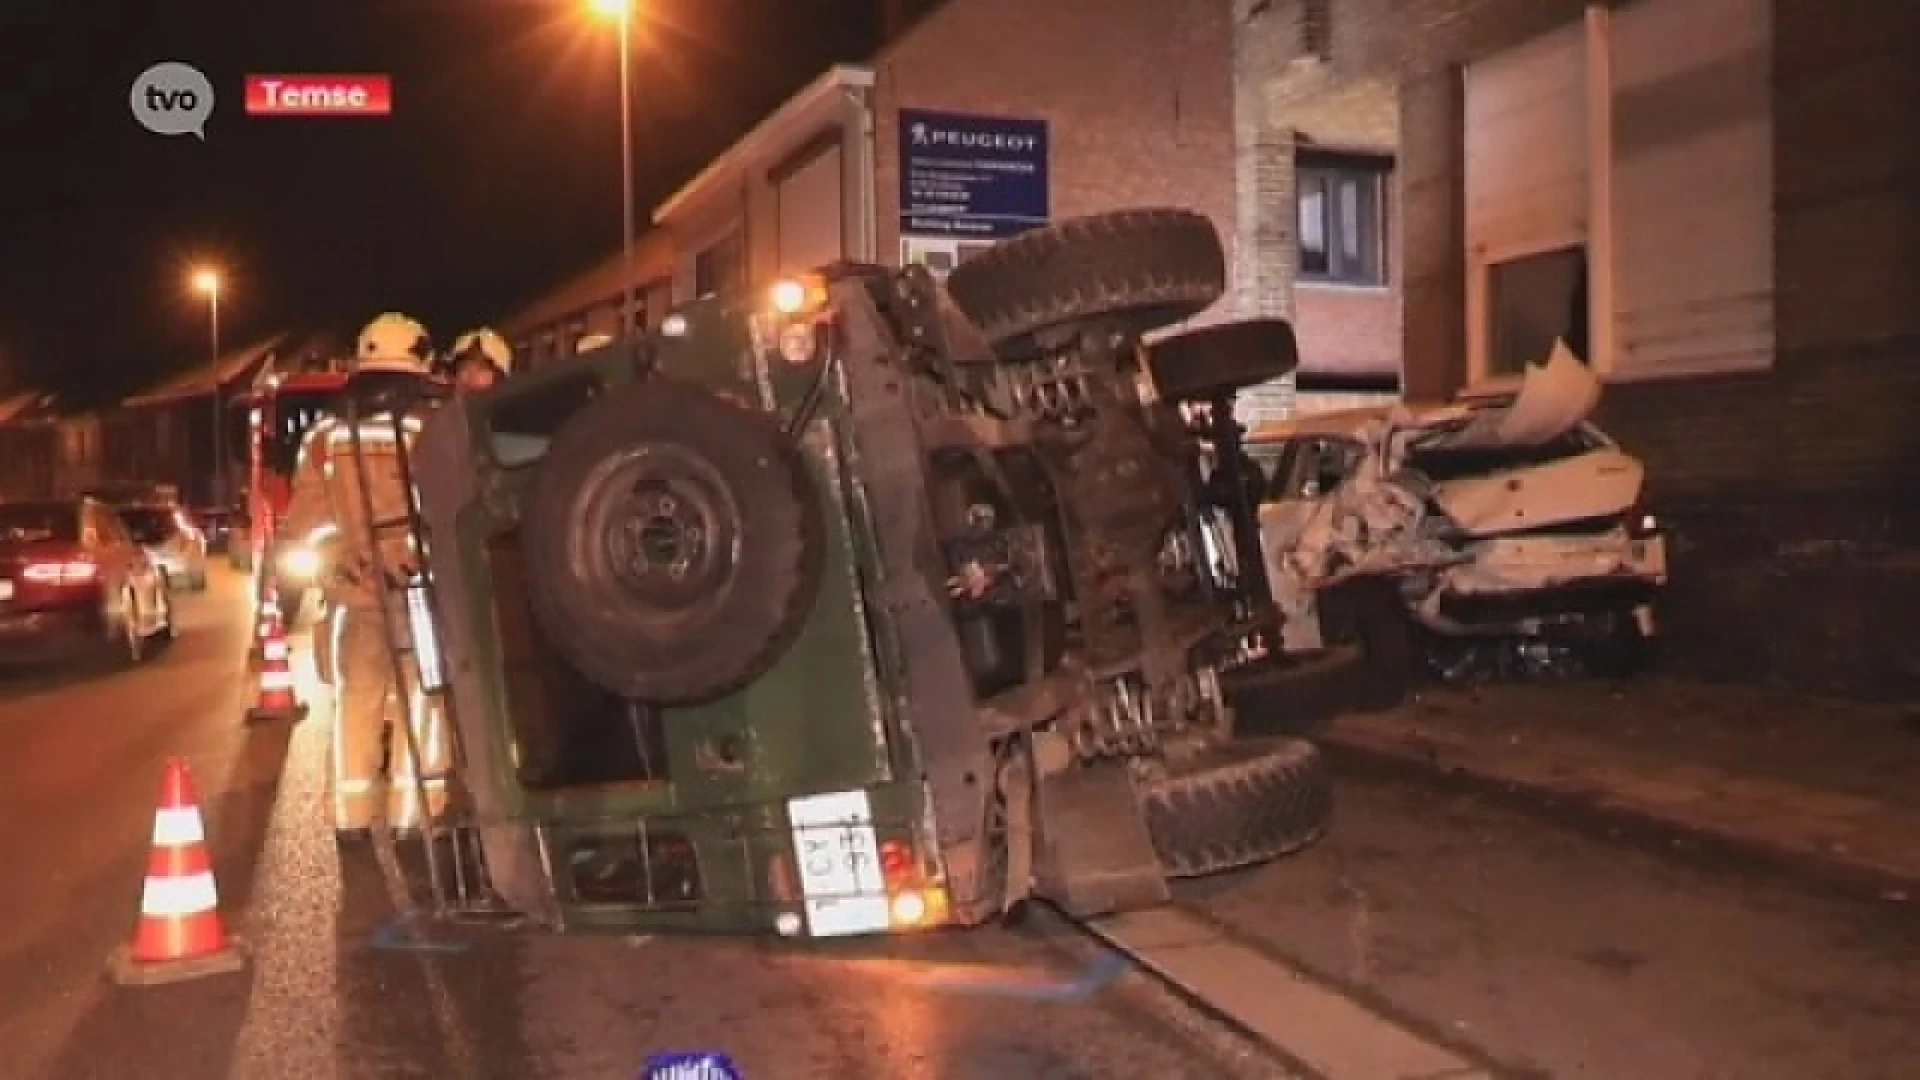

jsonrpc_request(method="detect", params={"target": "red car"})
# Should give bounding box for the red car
[0,497,175,668]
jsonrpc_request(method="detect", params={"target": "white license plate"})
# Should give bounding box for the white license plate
[786,790,889,937]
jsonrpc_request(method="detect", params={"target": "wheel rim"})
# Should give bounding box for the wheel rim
[577,444,742,630]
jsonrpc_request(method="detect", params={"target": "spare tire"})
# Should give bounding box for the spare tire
[1138,737,1332,877]
[522,378,825,705]
[1147,318,1300,401]
[944,208,1226,354]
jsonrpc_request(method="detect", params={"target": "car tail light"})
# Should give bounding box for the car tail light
[22,559,99,585]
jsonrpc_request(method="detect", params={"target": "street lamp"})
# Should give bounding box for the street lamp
[191,267,224,505]
[588,0,638,335]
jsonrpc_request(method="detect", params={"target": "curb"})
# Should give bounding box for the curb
[1319,727,1920,903]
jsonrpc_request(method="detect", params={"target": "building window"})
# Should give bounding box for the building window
[1297,152,1390,287]
[694,231,745,299]
[1300,0,1332,59]
[1485,245,1588,378]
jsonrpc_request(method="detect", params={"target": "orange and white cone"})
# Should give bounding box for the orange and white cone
[246,591,282,672]
[108,758,246,986]
[246,611,306,723]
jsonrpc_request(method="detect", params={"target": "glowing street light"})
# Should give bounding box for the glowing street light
[189,266,226,504]
[588,0,639,336]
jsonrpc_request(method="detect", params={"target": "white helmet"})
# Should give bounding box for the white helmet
[451,328,513,374]
[356,312,434,373]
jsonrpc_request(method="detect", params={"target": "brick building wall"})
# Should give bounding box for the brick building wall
[1236,2,1403,422]
[1289,0,1920,700]
[871,0,1238,320]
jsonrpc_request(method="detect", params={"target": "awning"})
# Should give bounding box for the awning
[121,333,293,408]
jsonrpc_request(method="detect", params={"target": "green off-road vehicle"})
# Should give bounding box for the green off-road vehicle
[408,207,1330,937]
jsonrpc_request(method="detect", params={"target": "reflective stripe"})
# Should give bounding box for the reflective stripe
[260,670,294,690]
[142,870,218,917]
[152,807,204,847]
[389,773,446,789]
[263,639,289,661]
[331,670,349,786]
[335,779,374,794]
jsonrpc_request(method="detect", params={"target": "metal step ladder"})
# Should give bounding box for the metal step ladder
[339,380,513,923]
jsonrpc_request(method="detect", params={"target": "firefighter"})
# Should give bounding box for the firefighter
[445,327,513,392]
[281,312,451,839]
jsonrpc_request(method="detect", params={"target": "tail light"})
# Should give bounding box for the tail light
[767,832,951,938]
[23,559,99,585]
[877,837,949,931]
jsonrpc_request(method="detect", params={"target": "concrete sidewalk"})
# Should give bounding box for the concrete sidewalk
[1319,677,1920,898]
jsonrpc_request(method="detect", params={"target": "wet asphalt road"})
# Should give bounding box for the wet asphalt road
[0,562,279,1079]
[0,568,1287,1079]
[5,563,1915,1078]
[1178,758,1920,1078]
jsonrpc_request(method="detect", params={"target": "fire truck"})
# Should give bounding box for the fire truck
[234,361,351,623]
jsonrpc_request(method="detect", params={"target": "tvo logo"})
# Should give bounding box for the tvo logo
[130,61,214,139]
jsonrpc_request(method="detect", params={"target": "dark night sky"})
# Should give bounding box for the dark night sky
[0,0,888,407]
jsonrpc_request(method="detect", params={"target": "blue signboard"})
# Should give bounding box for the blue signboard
[899,108,1049,239]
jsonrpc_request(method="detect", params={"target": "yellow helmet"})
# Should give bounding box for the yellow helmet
[356,312,434,373]
[450,328,513,374]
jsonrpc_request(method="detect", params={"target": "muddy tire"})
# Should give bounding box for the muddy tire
[523,378,825,705]
[943,208,1226,354]
[1146,318,1300,401]
[1221,647,1367,738]
[1319,579,1419,712]
[1139,737,1333,878]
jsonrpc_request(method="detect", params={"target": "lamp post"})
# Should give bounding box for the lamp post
[589,0,638,334]
[191,268,223,505]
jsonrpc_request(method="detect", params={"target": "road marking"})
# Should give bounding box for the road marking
[1089,907,1496,1080]
[913,947,1127,1002]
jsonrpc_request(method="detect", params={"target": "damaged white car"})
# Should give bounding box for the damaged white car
[1247,342,1668,696]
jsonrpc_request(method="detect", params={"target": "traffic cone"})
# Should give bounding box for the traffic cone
[246,611,307,723]
[108,758,247,986]
[246,591,282,672]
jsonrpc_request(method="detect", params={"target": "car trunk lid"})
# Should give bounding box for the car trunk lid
[1399,340,1638,537]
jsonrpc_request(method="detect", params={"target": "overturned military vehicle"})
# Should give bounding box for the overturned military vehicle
[409,208,1331,937]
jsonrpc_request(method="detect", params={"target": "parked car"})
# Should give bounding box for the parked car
[189,505,243,556]
[1248,341,1668,698]
[0,497,175,668]
[116,503,210,591]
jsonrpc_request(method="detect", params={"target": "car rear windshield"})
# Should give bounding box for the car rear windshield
[0,503,78,544]
[1403,425,1606,484]
[118,507,178,545]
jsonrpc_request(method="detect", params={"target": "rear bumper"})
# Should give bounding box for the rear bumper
[148,551,203,580]
[1427,531,1668,630]
[1436,575,1662,626]
[0,608,102,665]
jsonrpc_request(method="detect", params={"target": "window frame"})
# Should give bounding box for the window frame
[693,229,746,300]
[1475,240,1591,381]
[1295,150,1393,289]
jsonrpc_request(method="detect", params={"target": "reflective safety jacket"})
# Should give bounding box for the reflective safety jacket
[280,412,425,611]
